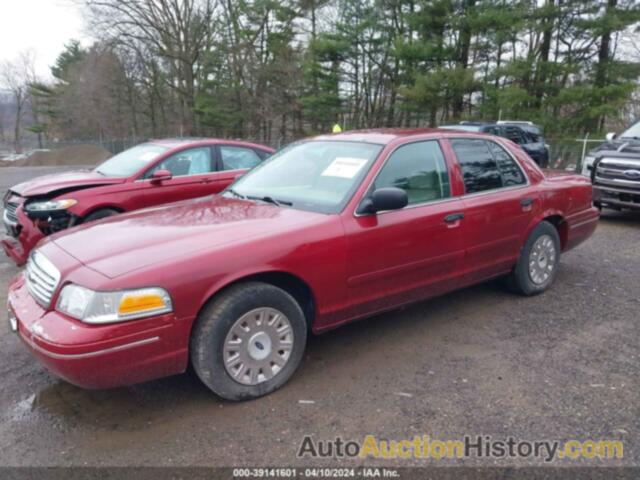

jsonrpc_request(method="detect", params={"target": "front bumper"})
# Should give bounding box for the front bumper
[7,275,188,389]
[593,185,640,210]
[2,207,45,266]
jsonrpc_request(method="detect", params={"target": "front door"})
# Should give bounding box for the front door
[213,144,267,190]
[141,146,216,208]
[342,140,467,318]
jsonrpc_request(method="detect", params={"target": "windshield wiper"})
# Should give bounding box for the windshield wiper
[246,195,292,207]
[225,188,246,199]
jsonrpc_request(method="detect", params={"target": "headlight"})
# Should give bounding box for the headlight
[26,199,77,212]
[581,156,595,177]
[56,285,173,324]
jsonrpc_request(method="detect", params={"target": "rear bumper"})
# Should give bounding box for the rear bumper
[594,185,640,210]
[564,207,600,252]
[7,276,188,389]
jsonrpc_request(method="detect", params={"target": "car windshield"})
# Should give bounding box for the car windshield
[620,121,640,140]
[95,144,169,177]
[226,141,383,214]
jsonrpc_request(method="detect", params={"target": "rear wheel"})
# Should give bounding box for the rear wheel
[190,282,307,401]
[506,221,560,296]
[83,208,119,223]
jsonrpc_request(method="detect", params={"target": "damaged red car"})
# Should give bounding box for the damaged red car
[2,138,274,265]
[7,129,599,400]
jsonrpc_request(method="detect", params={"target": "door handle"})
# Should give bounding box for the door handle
[520,198,534,207]
[444,212,464,224]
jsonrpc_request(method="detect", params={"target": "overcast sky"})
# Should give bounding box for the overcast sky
[0,0,87,79]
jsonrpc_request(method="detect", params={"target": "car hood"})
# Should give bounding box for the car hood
[10,170,125,197]
[589,139,640,158]
[52,195,327,278]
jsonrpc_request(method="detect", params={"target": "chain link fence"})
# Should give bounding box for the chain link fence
[547,136,606,172]
[2,134,605,171]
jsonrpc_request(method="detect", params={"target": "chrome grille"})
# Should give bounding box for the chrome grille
[25,250,61,307]
[3,201,19,225]
[595,159,640,191]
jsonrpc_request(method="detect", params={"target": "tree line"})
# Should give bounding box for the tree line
[2,0,640,151]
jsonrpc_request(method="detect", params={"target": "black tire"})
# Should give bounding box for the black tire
[506,221,561,296]
[83,208,119,223]
[190,282,307,401]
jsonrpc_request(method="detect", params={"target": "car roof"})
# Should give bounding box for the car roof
[439,125,486,132]
[311,128,457,145]
[147,137,274,150]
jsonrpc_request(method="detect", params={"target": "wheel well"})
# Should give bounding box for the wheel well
[83,206,123,219]
[543,215,568,250]
[205,272,316,329]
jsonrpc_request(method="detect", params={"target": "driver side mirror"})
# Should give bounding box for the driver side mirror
[605,132,617,142]
[359,187,408,215]
[150,169,172,184]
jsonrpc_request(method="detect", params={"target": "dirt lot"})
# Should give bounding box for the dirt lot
[0,145,110,168]
[0,166,639,468]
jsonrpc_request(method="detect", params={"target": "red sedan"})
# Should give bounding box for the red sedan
[7,129,599,400]
[2,138,274,265]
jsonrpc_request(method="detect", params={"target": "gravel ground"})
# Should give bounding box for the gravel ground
[0,166,638,468]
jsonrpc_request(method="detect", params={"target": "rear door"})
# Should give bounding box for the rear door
[140,146,216,208]
[343,139,467,317]
[449,138,539,281]
[212,145,269,192]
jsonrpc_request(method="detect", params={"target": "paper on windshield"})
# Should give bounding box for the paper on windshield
[321,157,368,179]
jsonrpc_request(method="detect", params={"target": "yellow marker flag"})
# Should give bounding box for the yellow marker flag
[332,124,342,133]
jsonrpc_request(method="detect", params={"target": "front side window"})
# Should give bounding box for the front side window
[487,141,526,187]
[145,147,212,178]
[95,144,169,177]
[452,139,503,194]
[220,146,263,171]
[228,141,382,214]
[374,141,450,205]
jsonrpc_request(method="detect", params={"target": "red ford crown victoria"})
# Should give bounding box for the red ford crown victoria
[2,138,274,265]
[7,129,599,400]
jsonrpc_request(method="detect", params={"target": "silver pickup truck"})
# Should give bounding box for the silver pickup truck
[581,121,640,211]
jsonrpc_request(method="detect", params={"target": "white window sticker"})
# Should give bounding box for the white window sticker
[321,157,368,179]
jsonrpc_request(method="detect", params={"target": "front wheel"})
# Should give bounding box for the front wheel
[190,282,307,401]
[506,221,561,296]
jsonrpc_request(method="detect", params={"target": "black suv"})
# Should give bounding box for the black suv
[581,120,640,211]
[440,121,550,167]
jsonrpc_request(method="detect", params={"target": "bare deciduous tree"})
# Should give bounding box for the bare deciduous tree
[0,51,37,152]
[84,0,217,135]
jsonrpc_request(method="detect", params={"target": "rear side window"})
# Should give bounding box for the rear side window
[451,139,502,193]
[254,149,272,160]
[220,146,263,171]
[374,141,451,205]
[487,141,526,186]
[502,127,526,145]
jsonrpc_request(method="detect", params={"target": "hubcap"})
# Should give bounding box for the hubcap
[528,234,557,285]
[223,307,293,386]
